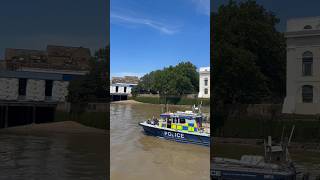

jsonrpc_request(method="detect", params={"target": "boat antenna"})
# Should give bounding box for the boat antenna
[288,125,295,146]
[285,125,295,162]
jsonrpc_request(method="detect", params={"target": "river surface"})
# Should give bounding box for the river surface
[0,127,107,180]
[110,103,210,180]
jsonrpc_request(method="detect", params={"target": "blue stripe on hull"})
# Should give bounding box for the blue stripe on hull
[140,124,210,146]
[211,169,296,180]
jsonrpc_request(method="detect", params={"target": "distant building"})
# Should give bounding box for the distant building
[0,71,69,102]
[283,17,320,114]
[0,45,92,103]
[198,67,210,99]
[4,45,91,75]
[0,45,95,128]
[110,76,139,100]
[110,83,137,95]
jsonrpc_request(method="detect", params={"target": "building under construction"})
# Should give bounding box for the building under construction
[0,45,92,128]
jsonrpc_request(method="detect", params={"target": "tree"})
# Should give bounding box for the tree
[211,1,286,133]
[68,47,108,104]
[134,61,199,97]
[212,0,286,106]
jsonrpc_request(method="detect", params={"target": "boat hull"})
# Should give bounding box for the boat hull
[139,123,210,146]
[211,167,296,180]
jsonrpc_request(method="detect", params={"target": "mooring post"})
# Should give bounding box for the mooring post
[4,105,8,128]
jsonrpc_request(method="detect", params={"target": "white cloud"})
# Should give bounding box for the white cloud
[191,0,210,16]
[111,12,179,35]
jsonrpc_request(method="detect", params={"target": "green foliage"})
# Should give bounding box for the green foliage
[68,47,108,103]
[212,0,286,106]
[134,61,199,96]
[212,1,286,132]
[214,115,320,142]
[130,96,210,106]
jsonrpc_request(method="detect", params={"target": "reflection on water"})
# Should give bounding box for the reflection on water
[111,103,209,180]
[0,131,107,179]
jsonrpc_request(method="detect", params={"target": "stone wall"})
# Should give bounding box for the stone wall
[0,78,18,100]
[52,81,69,102]
[26,79,45,101]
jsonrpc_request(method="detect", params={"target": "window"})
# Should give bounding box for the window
[124,87,127,93]
[302,85,313,103]
[45,80,53,97]
[179,118,185,124]
[304,25,313,30]
[115,86,118,92]
[204,78,208,86]
[204,88,208,95]
[18,78,27,96]
[302,51,313,76]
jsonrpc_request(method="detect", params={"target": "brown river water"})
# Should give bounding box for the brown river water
[110,103,210,180]
[0,123,107,180]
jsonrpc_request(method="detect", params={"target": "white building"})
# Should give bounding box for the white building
[110,83,137,96]
[0,71,69,102]
[283,17,320,114]
[198,67,210,98]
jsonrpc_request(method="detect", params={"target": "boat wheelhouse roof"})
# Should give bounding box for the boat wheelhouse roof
[160,111,203,120]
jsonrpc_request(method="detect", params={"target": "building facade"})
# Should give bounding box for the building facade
[0,71,69,102]
[110,83,137,95]
[198,67,210,99]
[110,76,139,101]
[283,17,320,114]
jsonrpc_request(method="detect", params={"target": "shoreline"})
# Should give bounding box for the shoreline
[0,121,107,136]
[214,137,320,152]
[111,99,210,108]
[111,99,144,104]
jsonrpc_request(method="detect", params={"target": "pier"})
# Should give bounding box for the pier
[110,93,128,101]
[0,101,56,128]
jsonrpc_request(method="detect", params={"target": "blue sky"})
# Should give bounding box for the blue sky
[213,0,320,32]
[111,0,210,77]
[0,0,108,58]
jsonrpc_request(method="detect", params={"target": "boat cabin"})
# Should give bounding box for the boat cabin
[158,111,204,132]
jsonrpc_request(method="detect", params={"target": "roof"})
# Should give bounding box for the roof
[47,45,91,57]
[5,48,47,61]
[0,70,64,81]
[111,76,140,84]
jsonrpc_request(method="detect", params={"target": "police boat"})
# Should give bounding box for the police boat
[211,126,298,180]
[139,105,210,146]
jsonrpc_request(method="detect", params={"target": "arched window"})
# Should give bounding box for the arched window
[302,51,313,76]
[304,25,313,30]
[204,88,208,95]
[204,78,208,86]
[302,85,313,103]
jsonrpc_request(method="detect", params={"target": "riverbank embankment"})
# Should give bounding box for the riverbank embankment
[0,121,107,136]
[129,96,210,106]
[214,137,320,153]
